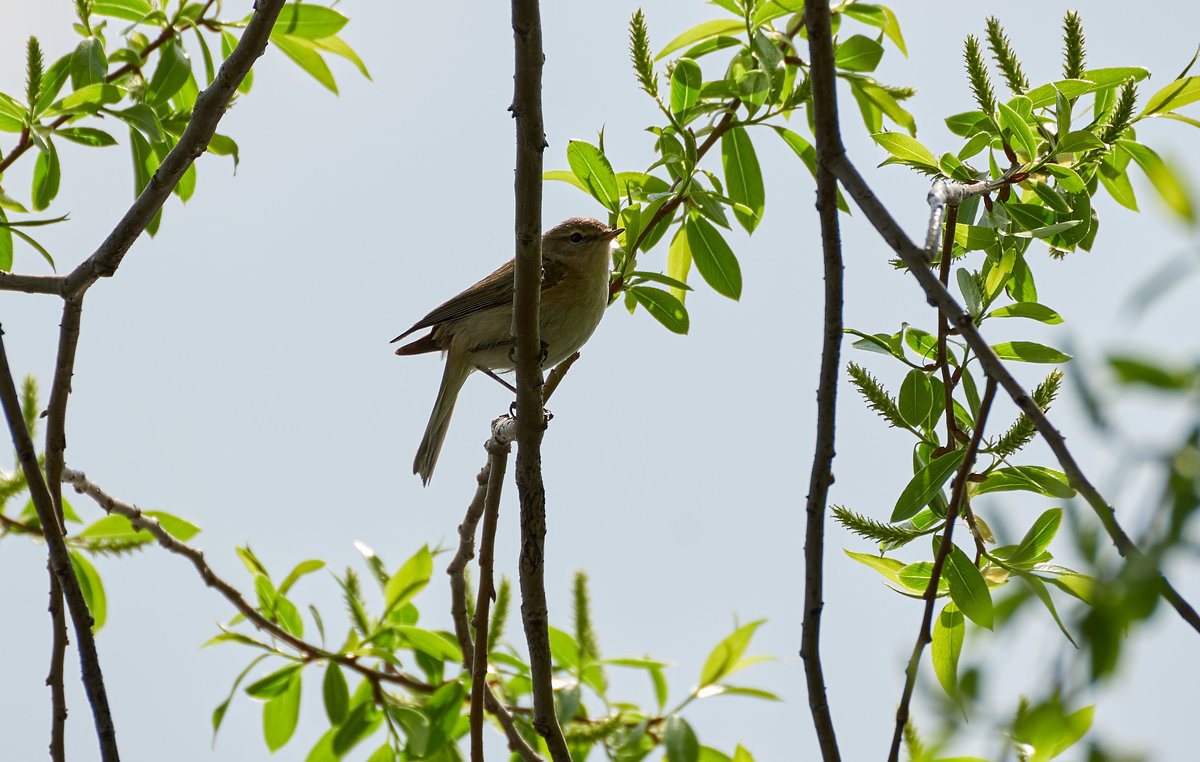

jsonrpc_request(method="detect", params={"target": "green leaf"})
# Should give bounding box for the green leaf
[1020,574,1077,647]
[1044,164,1085,193]
[670,58,702,116]
[420,680,465,755]
[70,37,107,90]
[55,126,117,147]
[698,619,765,687]
[871,132,939,173]
[975,466,1076,499]
[684,216,742,300]
[31,140,61,211]
[222,31,254,94]
[69,551,107,631]
[395,626,462,662]
[92,0,155,22]
[845,550,908,588]
[35,55,72,116]
[245,664,303,698]
[274,595,303,637]
[263,670,301,751]
[630,286,689,334]
[985,302,1062,324]
[566,140,619,213]
[1099,156,1138,211]
[898,369,933,428]
[773,127,849,211]
[207,133,239,169]
[544,169,587,194]
[665,716,700,762]
[990,341,1070,364]
[945,545,993,629]
[309,35,370,80]
[931,602,964,696]
[145,42,191,106]
[997,101,1037,158]
[721,126,764,233]
[274,4,349,39]
[279,559,325,596]
[1118,139,1194,221]
[1141,75,1200,116]
[957,268,983,316]
[835,35,884,72]
[892,450,967,522]
[323,663,350,725]
[333,702,380,757]
[1054,130,1104,154]
[656,19,745,61]
[383,545,432,613]
[271,33,337,93]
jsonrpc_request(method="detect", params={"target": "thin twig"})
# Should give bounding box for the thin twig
[799,3,844,760]
[0,332,119,761]
[0,272,65,294]
[446,432,543,762]
[471,437,509,762]
[59,466,437,696]
[818,149,1200,635]
[47,572,68,762]
[888,377,997,762]
[510,0,570,758]
[936,205,962,448]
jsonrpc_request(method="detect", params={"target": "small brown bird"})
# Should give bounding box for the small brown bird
[393,217,622,484]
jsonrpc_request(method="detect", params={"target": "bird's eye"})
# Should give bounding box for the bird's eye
[570,232,584,243]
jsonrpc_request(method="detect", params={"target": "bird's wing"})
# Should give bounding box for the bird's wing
[392,258,570,343]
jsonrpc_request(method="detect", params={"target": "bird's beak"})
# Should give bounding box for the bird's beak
[601,227,625,241]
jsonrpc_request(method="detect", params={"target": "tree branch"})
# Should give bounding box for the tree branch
[0,331,119,761]
[510,0,570,758]
[471,436,509,762]
[800,3,844,760]
[47,572,68,762]
[888,377,997,762]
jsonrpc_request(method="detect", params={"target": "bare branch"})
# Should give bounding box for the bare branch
[800,3,844,760]
[0,332,119,761]
[888,378,997,762]
[510,0,570,758]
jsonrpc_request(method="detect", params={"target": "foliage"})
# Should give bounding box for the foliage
[548,0,912,333]
[0,0,367,270]
[209,552,774,760]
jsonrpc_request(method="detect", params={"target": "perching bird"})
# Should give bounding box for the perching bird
[393,217,622,484]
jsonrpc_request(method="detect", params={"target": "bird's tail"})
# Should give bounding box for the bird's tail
[414,352,471,485]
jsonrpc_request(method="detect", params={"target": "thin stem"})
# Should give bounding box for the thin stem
[0,331,119,761]
[888,377,998,762]
[800,2,844,761]
[471,438,508,762]
[937,205,962,447]
[47,572,67,762]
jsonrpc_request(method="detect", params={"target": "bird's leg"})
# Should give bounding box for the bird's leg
[477,366,518,394]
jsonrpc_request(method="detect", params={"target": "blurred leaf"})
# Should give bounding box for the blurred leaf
[323,663,349,725]
[1118,139,1194,221]
[279,559,325,596]
[263,670,301,751]
[975,466,1075,498]
[985,302,1063,324]
[1141,75,1200,116]
[383,545,432,613]
[665,716,700,762]
[245,664,302,699]
[31,140,60,211]
[69,551,107,631]
[56,126,116,146]
[931,602,964,697]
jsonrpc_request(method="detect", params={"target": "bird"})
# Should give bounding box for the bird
[393,217,622,484]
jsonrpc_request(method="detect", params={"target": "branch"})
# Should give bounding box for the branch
[888,377,997,762]
[510,0,570,758]
[800,3,843,760]
[47,573,68,762]
[59,466,436,696]
[61,0,284,298]
[826,149,1200,634]
[471,436,509,762]
[0,271,65,295]
[0,331,119,761]
[446,428,543,762]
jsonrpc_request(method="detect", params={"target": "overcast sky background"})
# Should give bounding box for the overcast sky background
[1,1,1198,760]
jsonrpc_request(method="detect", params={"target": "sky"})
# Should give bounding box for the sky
[1,1,1199,761]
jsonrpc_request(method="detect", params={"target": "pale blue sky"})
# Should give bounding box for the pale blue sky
[1,2,1198,760]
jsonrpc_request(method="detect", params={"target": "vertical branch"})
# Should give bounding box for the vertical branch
[0,329,119,762]
[801,2,844,760]
[510,0,570,759]
[471,439,509,762]
[48,573,68,762]
[887,377,998,762]
[936,206,961,446]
